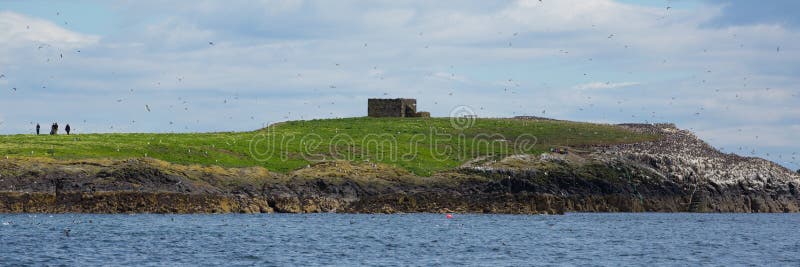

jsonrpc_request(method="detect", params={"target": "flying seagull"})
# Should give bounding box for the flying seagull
[145,105,151,112]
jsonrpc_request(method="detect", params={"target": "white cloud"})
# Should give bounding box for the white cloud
[0,11,99,48]
[142,18,214,49]
[362,9,416,29]
[574,81,640,90]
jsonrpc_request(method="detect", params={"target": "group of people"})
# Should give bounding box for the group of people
[35,123,71,135]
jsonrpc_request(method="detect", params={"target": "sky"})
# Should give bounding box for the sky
[0,0,798,170]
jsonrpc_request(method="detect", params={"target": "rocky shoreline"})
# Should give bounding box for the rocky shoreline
[1,124,798,214]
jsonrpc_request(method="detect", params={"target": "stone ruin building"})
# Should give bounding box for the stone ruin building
[368,98,430,118]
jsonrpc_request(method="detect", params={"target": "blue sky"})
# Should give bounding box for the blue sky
[0,0,798,170]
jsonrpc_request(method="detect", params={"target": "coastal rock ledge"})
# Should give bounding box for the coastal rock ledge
[1,124,798,214]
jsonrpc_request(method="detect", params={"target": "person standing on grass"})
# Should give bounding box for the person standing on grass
[36,124,40,135]
[65,124,71,135]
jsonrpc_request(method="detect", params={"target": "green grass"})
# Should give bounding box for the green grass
[0,117,659,176]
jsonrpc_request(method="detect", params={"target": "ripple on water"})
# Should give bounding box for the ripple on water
[1,213,799,265]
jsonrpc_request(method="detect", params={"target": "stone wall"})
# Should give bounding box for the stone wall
[368,98,417,117]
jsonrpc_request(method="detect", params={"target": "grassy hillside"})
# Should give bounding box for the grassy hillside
[0,117,659,176]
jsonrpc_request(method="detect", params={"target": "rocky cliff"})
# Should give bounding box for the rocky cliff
[595,123,800,212]
[1,124,798,214]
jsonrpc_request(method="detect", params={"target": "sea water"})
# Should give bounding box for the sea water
[1,213,798,266]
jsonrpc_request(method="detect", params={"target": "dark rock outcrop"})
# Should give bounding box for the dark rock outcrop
[0,124,798,214]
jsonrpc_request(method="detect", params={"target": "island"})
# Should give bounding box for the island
[1,117,798,214]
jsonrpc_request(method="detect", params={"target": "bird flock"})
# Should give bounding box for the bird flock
[0,3,798,169]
